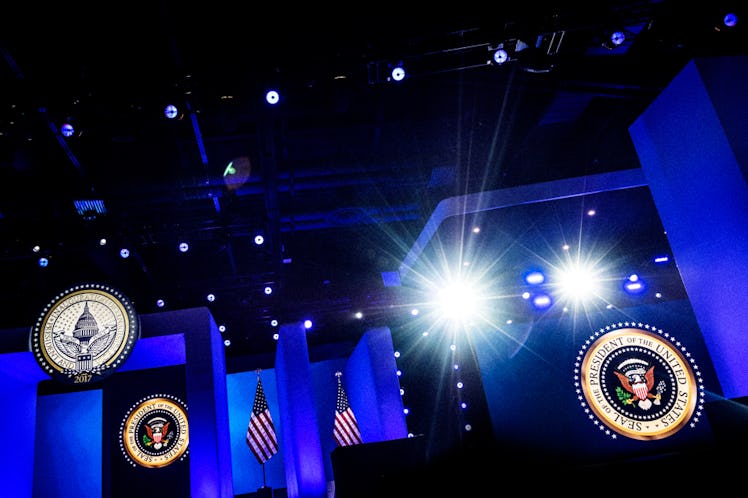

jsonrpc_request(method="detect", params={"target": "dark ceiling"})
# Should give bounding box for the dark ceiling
[1,1,745,358]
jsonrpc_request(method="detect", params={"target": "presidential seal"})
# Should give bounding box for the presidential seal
[120,394,189,468]
[575,322,704,440]
[29,283,140,384]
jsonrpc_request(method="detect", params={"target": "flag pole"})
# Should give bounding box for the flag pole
[256,368,267,490]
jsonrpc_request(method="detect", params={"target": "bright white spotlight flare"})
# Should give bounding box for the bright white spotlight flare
[556,263,601,302]
[435,280,479,323]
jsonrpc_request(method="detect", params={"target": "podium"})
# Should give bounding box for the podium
[331,436,425,498]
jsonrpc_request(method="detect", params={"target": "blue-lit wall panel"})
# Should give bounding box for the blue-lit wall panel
[630,56,748,399]
[33,390,102,498]
[275,322,327,498]
[0,353,47,498]
[345,327,407,443]
[476,300,721,464]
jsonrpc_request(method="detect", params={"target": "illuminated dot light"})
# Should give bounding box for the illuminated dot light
[265,90,279,104]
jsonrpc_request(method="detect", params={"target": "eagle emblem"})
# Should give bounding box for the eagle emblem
[613,358,664,410]
[144,417,172,450]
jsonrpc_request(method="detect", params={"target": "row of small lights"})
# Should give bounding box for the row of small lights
[54,11,740,139]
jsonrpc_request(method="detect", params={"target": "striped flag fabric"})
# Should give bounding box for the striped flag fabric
[246,375,279,464]
[333,371,362,447]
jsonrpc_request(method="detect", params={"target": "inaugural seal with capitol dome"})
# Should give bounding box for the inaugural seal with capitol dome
[29,283,140,384]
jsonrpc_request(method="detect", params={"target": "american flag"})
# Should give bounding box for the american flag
[333,371,362,447]
[246,375,279,464]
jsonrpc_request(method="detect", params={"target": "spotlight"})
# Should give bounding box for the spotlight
[609,30,626,46]
[723,12,738,28]
[265,90,280,105]
[178,242,189,253]
[120,248,130,259]
[207,293,216,302]
[61,122,75,137]
[254,234,265,245]
[164,104,180,119]
[264,286,272,295]
[303,319,313,329]
[492,47,509,65]
[390,64,406,82]
[156,299,165,308]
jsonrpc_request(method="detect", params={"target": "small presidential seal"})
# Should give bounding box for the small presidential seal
[120,394,189,468]
[29,283,140,384]
[575,322,704,440]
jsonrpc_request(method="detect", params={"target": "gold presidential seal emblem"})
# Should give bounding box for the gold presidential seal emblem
[120,394,189,468]
[575,322,704,440]
[30,283,140,384]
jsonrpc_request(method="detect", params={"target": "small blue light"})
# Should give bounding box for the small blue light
[610,30,626,46]
[390,65,406,82]
[265,90,280,105]
[164,104,179,119]
[38,257,49,268]
[623,274,647,294]
[304,319,312,329]
[61,123,74,137]
[493,48,508,65]
[531,293,553,310]
[524,270,545,285]
[120,248,130,259]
